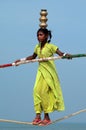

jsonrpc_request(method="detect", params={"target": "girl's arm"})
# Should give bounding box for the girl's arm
[26,53,37,60]
[56,48,72,59]
[15,53,37,64]
[56,48,64,56]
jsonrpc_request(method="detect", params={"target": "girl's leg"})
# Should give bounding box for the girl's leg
[44,113,50,120]
[35,113,41,119]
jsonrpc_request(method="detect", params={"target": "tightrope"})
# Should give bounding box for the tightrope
[52,108,86,124]
[0,108,86,125]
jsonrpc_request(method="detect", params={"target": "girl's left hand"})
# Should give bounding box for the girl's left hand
[65,54,72,59]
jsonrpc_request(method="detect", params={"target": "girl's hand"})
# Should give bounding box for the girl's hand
[65,54,72,59]
[14,59,21,66]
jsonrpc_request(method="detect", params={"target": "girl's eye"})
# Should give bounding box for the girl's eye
[37,34,43,36]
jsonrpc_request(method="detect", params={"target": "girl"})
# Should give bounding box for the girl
[15,28,71,125]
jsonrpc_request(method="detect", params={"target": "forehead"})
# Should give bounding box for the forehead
[37,31,46,36]
[37,31,48,37]
[37,31,44,34]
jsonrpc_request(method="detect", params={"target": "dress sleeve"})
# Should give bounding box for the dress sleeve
[50,44,58,53]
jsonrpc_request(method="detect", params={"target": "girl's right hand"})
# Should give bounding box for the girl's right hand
[14,59,20,66]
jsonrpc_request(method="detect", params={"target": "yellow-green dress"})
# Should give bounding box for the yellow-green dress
[33,42,65,114]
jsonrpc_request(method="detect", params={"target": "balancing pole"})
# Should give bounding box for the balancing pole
[0,54,86,68]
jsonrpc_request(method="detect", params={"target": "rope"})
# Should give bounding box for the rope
[52,108,86,124]
[0,119,32,125]
[0,109,86,125]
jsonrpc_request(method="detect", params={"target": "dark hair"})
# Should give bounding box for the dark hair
[37,28,52,43]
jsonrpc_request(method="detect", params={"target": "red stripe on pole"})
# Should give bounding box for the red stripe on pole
[0,63,12,68]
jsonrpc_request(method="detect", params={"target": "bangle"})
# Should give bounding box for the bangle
[20,58,26,61]
[63,53,67,56]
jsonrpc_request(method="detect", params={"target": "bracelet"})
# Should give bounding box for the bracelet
[63,53,67,56]
[20,58,26,61]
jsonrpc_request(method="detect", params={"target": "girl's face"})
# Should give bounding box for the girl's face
[37,31,48,43]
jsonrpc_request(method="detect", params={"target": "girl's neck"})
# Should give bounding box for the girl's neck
[40,41,47,49]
